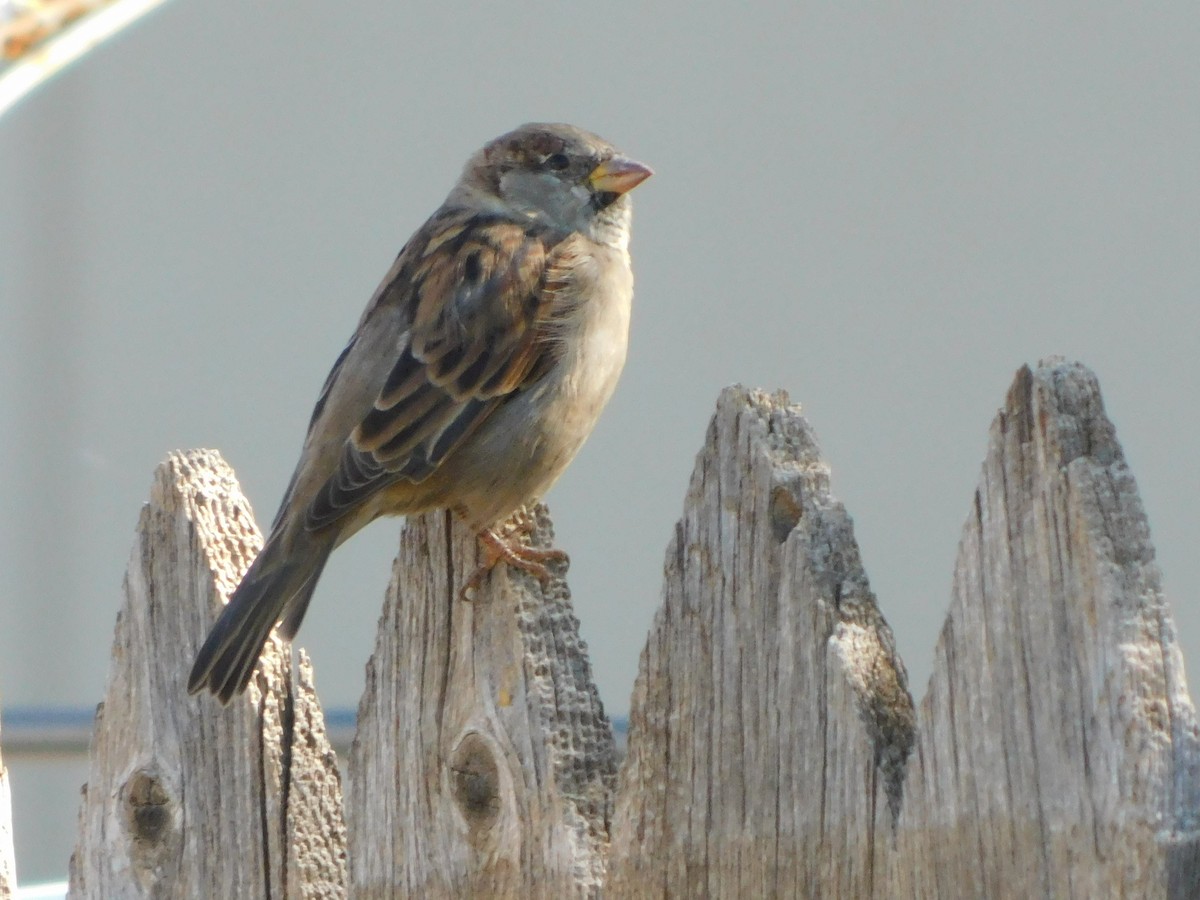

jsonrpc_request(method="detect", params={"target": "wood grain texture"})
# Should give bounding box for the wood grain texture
[606,386,916,898]
[68,449,346,899]
[345,506,617,900]
[34,360,1200,897]
[0,708,13,899]
[608,363,1199,898]
[890,359,1200,899]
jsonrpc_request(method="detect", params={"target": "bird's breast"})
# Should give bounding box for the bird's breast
[551,249,633,420]
[445,247,633,528]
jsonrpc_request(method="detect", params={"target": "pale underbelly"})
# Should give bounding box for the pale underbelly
[428,356,623,528]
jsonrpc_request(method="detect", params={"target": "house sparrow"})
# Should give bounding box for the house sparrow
[188,123,652,703]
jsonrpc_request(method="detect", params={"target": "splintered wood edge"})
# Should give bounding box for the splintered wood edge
[726,385,917,811]
[505,504,618,860]
[287,650,349,895]
[610,383,917,899]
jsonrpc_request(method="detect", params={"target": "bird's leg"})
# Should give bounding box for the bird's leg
[460,511,569,601]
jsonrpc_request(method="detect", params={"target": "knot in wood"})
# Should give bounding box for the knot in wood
[449,732,502,834]
[121,768,174,847]
[769,481,804,542]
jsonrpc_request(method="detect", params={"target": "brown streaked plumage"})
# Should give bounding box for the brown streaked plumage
[188,123,651,702]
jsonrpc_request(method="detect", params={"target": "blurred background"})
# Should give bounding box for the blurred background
[1,0,1198,886]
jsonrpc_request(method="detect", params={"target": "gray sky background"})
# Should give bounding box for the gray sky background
[2,0,1198,883]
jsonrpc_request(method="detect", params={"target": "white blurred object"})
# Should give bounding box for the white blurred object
[0,0,171,118]
[16,882,68,899]
[0,1,36,26]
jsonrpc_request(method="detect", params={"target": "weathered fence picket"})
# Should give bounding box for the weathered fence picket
[606,384,915,898]
[346,506,616,899]
[67,452,345,899]
[607,360,1200,899]
[888,361,1200,898]
[1,707,14,898]
[2,358,1195,898]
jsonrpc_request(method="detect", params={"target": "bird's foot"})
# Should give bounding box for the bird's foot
[460,520,568,601]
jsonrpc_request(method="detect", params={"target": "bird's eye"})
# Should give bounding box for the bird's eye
[544,153,570,171]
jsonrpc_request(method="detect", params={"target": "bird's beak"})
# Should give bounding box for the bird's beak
[588,156,654,195]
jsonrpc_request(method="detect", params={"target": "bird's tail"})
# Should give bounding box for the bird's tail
[187,533,333,703]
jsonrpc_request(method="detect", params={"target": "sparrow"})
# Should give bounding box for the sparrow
[188,123,652,703]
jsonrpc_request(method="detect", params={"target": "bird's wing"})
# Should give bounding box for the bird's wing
[301,208,577,532]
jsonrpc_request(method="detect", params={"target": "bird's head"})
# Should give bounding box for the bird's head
[453,123,653,247]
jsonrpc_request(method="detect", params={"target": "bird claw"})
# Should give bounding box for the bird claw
[459,523,569,601]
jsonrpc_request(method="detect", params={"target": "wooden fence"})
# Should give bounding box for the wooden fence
[1,357,1197,898]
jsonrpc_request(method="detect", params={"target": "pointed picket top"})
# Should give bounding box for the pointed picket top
[346,505,617,900]
[890,359,1200,899]
[69,449,345,899]
[607,386,915,898]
